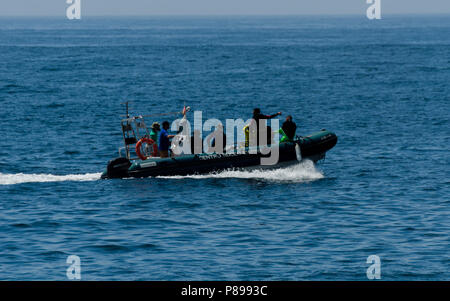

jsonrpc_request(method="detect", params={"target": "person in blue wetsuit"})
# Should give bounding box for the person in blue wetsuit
[159,121,175,158]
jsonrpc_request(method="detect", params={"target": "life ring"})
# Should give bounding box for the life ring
[136,137,157,160]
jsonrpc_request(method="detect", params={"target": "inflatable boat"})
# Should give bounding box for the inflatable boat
[100,112,337,179]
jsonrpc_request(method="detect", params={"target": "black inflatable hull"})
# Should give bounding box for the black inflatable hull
[101,130,337,179]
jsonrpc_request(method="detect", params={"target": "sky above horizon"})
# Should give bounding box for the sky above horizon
[0,0,450,16]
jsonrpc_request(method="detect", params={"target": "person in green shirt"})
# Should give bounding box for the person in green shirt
[149,122,161,155]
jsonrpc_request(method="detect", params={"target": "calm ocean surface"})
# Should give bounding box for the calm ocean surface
[0,15,449,280]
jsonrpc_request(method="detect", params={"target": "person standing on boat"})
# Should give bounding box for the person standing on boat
[205,124,227,154]
[159,121,175,158]
[150,122,160,143]
[251,108,282,146]
[281,115,297,141]
[149,122,161,156]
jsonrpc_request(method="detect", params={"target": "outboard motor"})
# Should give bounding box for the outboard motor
[105,157,131,179]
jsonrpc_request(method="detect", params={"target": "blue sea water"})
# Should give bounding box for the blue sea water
[0,15,449,280]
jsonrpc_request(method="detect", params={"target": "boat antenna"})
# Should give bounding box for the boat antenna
[121,101,131,118]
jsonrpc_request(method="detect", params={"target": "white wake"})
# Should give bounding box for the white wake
[158,160,324,183]
[0,172,102,185]
[0,161,324,185]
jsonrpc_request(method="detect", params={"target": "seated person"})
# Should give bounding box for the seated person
[190,129,203,154]
[208,124,227,153]
[282,115,297,141]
